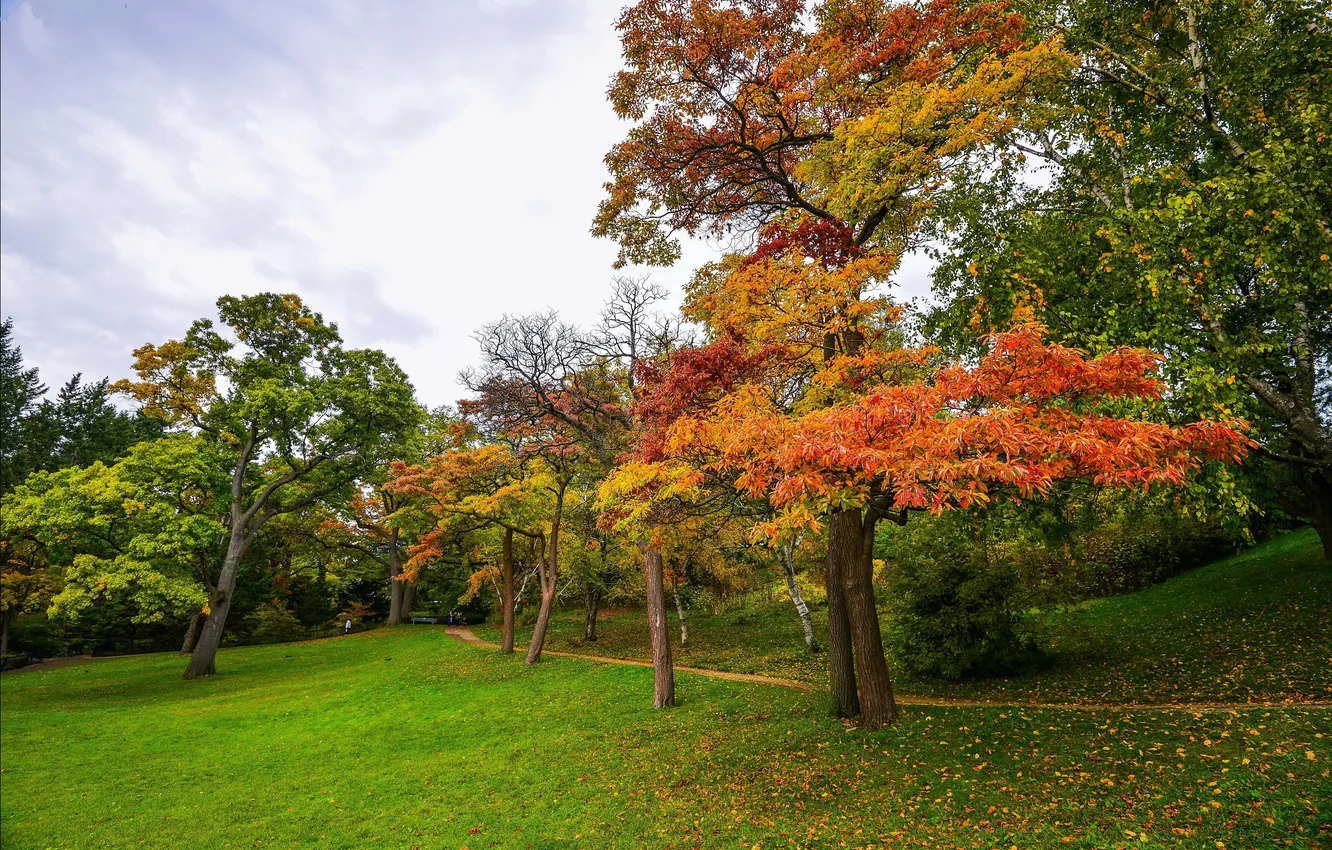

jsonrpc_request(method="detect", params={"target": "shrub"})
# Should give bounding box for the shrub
[885,547,1044,680]
[249,600,308,643]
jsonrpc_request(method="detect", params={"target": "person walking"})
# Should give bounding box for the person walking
[344,618,352,636]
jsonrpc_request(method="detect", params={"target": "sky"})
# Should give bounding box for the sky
[0,0,934,409]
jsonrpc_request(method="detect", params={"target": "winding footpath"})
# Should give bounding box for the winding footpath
[444,626,1332,715]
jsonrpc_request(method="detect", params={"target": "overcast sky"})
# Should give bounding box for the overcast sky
[0,0,932,409]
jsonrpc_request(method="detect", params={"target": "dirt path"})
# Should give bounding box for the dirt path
[444,627,1332,714]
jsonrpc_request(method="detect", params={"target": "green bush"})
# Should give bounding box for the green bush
[881,515,1044,680]
[248,600,309,644]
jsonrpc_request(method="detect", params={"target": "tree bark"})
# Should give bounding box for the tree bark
[825,510,860,718]
[386,529,405,626]
[184,532,248,679]
[583,585,600,642]
[403,581,416,618]
[1304,471,1332,560]
[671,576,689,647]
[643,543,675,708]
[501,528,516,654]
[838,509,897,729]
[525,481,566,665]
[781,542,819,653]
[179,611,205,654]
[1,610,9,658]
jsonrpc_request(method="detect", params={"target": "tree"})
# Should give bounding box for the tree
[0,318,46,496]
[597,0,1073,720]
[929,0,1332,553]
[389,444,552,655]
[1,436,230,655]
[318,478,427,626]
[23,375,165,472]
[113,294,421,678]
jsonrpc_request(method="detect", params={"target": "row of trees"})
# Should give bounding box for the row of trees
[2,0,1323,731]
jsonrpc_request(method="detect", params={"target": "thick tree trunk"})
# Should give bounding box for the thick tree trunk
[501,528,516,654]
[179,611,205,654]
[583,585,600,642]
[825,511,860,718]
[781,543,819,653]
[671,578,689,647]
[838,509,897,729]
[1304,471,1332,560]
[184,534,248,680]
[643,544,675,708]
[387,529,405,626]
[525,483,565,665]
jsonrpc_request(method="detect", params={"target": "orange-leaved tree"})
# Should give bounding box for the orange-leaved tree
[388,443,552,655]
[596,0,1073,718]
[658,325,1249,726]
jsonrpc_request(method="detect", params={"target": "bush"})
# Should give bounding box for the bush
[886,548,1044,680]
[249,600,309,643]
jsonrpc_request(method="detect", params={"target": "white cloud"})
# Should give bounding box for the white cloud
[1,0,931,412]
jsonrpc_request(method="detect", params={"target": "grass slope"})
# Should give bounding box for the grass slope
[481,529,1332,706]
[0,532,1328,849]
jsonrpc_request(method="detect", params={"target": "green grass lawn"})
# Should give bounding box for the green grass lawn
[481,529,1332,706]
[1,531,1328,849]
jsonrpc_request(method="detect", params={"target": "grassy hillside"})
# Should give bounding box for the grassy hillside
[1,532,1328,849]
[483,529,1332,705]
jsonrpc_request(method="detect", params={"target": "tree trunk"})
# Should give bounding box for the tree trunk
[525,482,565,666]
[183,533,248,680]
[838,509,897,729]
[781,543,819,653]
[671,577,689,647]
[179,611,205,654]
[643,543,675,708]
[825,511,860,718]
[1303,471,1332,560]
[501,528,516,654]
[403,581,416,618]
[1,611,9,658]
[387,529,405,626]
[583,585,600,642]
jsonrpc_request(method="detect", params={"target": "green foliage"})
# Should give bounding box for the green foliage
[3,436,229,628]
[0,318,46,494]
[248,599,308,643]
[928,0,1331,541]
[881,514,1044,680]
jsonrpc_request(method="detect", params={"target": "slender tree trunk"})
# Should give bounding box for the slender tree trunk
[583,586,600,642]
[387,529,405,626]
[671,577,689,647]
[825,511,860,718]
[839,509,897,729]
[643,543,675,708]
[403,581,416,618]
[179,611,205,654]
[501,528,516,654]
[781,543,819,653]
[526,482,565,665]
[1,611,9,658]
[184,533,248,680]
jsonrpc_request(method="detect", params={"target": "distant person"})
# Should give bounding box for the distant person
[344,619,352,635]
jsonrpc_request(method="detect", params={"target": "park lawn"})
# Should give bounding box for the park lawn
[480,529,1332,706]
[0,626,1327,849]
